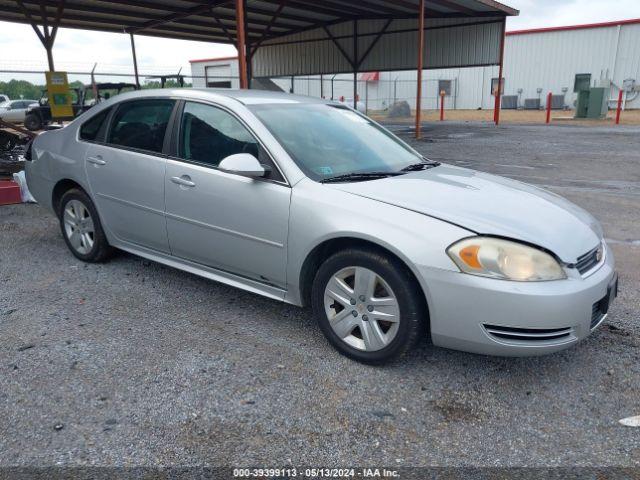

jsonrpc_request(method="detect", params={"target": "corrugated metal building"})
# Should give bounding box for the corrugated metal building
[191,18,640,111]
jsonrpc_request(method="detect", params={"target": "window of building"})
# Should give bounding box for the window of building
[438,80,452,96]
[205,65,232,88]
[108,100,174,153]
[491,77,505,95]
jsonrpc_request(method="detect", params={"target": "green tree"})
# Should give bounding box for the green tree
[0,79,44,101]
[141,79,192,89]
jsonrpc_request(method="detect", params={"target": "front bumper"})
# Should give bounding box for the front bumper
[418,245,616,356]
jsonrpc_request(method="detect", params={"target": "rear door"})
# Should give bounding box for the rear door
[84,99,176,253]
[164,100,291,287]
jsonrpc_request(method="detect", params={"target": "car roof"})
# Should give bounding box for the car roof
[107,88,333,106]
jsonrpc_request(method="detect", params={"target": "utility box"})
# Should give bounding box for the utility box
[586,87,608,119]
[575,87,608,119]
[576,90,590,118]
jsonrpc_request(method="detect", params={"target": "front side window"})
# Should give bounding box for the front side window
[79,107,111,141]
[178,102,284,182]
[179,102,259,167]
[108,99,174,153]
[249,103,423,181]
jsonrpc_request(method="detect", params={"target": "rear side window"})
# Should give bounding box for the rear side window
[79,108,111,141]
[108,99,174,154]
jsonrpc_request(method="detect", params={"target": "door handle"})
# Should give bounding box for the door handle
[170,175,196,187]
[87,155,106,166]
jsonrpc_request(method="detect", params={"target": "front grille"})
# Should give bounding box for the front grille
[575,245,601,275]
[591,295,608,329]
[483,324,573,343]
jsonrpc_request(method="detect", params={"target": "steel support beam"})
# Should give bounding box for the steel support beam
[357,18,393,69]
[415,0,425,138]
[235,0,248,89]
[210,9,236,44]
[353,19,358,109]
[252,0,286,51]
[129,33,140,88]
[244,0,252,88]
[127,1,232,34]
[322,25,355,70]
[16,0,63,71]
[494,17,506,125]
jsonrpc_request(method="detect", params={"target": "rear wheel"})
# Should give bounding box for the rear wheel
[24,113,42,131]
[58,189,113,262]
[312,248,426,364]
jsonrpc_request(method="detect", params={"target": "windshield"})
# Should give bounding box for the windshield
[249,103,424,181]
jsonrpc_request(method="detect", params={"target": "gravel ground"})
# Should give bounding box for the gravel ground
[0,122,639,469]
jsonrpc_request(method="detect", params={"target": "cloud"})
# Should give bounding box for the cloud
[506,0,640,30]
[0,21,235,83]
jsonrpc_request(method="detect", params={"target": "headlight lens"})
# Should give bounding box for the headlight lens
[447,237,566,281]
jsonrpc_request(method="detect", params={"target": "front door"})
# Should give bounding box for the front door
[4,101,28,123]
[164,101,291,287]
[85,98,175,253]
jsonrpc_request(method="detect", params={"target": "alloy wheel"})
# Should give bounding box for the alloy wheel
[324,266,400,352]
[63,199,95,255]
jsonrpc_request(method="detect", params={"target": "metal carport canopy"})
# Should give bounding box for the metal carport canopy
[0,1,517,44]
[0,0,518,134]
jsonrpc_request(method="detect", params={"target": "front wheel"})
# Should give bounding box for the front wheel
[24,113,42,131]
[58,189,113,262]
[311,248,426,364]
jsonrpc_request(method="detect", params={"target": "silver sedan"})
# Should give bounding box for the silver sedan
[25,89,617,363]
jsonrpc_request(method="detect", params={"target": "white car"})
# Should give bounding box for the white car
[0,99,38,124]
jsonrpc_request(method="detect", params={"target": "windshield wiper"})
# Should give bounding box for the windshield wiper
[320,171,403,183]
[401,160,441,172]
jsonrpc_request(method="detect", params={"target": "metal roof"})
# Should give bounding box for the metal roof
[0,0,518,44]
[507,18,640,36]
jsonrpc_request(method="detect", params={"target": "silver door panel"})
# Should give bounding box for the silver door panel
[85,144,170,253]
[164,159,290,287]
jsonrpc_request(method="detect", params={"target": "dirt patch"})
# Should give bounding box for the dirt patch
[369,108,640,126]
[431,390,487,423]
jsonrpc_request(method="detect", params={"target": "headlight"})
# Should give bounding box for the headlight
[447,237,566,281]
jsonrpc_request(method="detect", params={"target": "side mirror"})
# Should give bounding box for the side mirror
[218,153,267,178]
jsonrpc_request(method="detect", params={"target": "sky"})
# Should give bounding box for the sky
[0,0,639,83]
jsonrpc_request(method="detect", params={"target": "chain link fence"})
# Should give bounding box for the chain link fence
[1,67,460,116]
[270,76,459,115]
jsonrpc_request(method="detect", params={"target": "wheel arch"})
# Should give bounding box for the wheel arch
[52,179,87,215]
[298,236,430,321]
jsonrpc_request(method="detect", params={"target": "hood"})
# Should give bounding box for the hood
[328,164,602,263]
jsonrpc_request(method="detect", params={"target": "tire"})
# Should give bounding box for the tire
[58,188,113,262]
[311,247,426,364]
[24,113,42,131]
